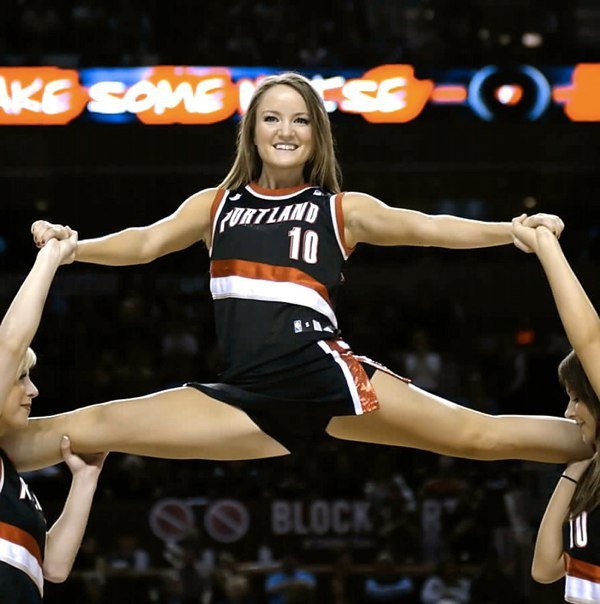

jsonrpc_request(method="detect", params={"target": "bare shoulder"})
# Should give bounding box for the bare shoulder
[343,190,383,207]
[178,186,220,231]
[342,191,385,220]
[183,187,221,209]
[338,192,385,248]
[182,187,222,247]
[342,191,389,232]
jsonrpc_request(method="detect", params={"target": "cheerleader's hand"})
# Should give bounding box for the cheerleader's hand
[60,436,107,480]
[31,220,72,248]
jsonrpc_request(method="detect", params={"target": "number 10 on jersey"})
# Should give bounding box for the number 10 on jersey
[288,227,319,264]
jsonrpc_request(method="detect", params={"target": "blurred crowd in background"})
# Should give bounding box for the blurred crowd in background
[1,0,597,68]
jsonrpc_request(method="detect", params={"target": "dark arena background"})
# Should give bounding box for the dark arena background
[1,1,600,603]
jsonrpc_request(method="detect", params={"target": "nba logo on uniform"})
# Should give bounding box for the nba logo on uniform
[294,320,303,333]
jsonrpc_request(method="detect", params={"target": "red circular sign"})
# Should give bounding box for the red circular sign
[149,498,195,542]
[204,499,250,544]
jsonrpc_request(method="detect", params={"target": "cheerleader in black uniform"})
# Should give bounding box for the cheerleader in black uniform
[0,232,106,602]
[515,223,600,603]
[12,72,591,471]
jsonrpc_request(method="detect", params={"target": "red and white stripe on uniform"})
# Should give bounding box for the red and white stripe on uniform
[0,519,44,596]
[565,554,600,604]
[318,339,379,414]
[211,259,339,327]
[0,457,44,596]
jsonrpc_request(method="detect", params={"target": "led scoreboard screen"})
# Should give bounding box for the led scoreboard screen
[0,63,598,125]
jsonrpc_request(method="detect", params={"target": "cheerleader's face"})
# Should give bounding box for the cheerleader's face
[254,85,314,177]
[1,372,39,433]
[565,390,597,445]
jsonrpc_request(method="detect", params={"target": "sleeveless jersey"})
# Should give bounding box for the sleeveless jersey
[209,182,353,383]
[0,448,46,600]
[565,509,600,603]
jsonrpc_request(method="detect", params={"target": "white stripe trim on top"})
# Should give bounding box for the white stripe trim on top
[0,457,4,494]
[210,276,338,328]
[329,194,349,260]
[0,538,44,595]
[317,340,363,415]
[209,189,229,256]
[245,185,313,200]
[566,575,600,604]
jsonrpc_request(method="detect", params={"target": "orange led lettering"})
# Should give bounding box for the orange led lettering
[311,76,346,112]
[340,65,433,123]
[136,67,238,124]
[0,67,87,125]
[88,81,128,114]
[553,64,600,121]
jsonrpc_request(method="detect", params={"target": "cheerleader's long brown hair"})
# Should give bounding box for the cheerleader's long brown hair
[558,350,600,517]
[219,72,341,194]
